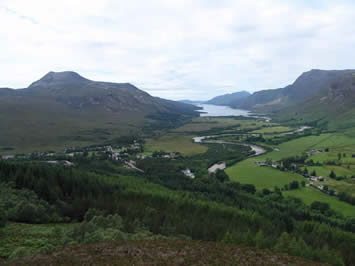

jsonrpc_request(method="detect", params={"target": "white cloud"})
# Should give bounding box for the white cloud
[0,0,355,100]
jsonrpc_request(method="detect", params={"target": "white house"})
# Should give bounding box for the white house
[182,169,195,179]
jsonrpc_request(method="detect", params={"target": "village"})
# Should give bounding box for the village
[0,140,188,175]
[254,148,340,196]
[0,140,142,165]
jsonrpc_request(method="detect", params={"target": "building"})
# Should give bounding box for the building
[208,162,226,174]
[182,169,195,179]
[1,155,15,160]
[255,161,268,167]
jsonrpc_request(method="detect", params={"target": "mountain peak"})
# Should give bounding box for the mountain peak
[29,71,90,88]
[43,71,87,80]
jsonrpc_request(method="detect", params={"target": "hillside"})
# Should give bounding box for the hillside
[205,90,251,106]
[0,71,198,154]
[3,240,325,266]
[276,71,355,132]
[229,69,354,112]
[179,99,203,104]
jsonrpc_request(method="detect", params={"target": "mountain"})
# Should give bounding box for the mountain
[205,91,250,106]
[179,99,204,105]
[230,69,355,111]
[0,71,199,154]
[277,71,355,132]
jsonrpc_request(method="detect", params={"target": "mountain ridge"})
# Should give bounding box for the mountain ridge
[231,69,355,111]
[205,90,251,106]
[0,71,199,153]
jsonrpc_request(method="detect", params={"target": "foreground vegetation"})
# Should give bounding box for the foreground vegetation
[1,156,354,265]
[1,116,355,265]
[3,240,326,266]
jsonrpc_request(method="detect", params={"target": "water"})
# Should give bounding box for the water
[197,104,250,117]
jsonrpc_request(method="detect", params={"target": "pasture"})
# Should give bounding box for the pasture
[144,134,208,155]
[251,126,293,134]
[226,158,305,190]
[226,132,355,217]
[172,117,269,133]
[284,187,355,217]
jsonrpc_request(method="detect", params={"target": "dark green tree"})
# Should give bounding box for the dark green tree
[215,170,229,183]
[329,170,336,179]
[289,181,299,190]
[274,232,291,253]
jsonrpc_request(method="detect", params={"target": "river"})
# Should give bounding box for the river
[193,104,310,173]
[194,127,311,174]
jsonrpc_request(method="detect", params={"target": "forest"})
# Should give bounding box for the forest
[1,158,355,265]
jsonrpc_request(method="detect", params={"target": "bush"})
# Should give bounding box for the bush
[9,247,31,259]
[0,207,7,228]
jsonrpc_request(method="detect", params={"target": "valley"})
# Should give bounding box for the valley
[142,109,355,217]
[3,0,355,264]
[1,74,355,266]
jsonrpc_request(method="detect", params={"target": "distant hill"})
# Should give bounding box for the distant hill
[205,91,250,106]
[0,71,199,154]
[230,69,355,112]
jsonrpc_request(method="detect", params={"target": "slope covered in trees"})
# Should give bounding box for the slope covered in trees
[1,160,354,265]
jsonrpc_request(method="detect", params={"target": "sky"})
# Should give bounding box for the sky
[1,0,355,100]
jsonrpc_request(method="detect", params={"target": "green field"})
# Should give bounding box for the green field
[172,117,269,133]
[226,158,305,190]
[304,166,354,179]
[226,134,344,185]
[284,187,355,217]
[144,135,208,155]
[251,126,293,134]
[226,133,355,217]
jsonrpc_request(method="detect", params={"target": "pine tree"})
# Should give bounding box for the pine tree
[222,231,234,244]
[288,237,298,255]
[274,232,291,253]
[296,238,311,259]
[255,230,264,249]
[329,170,336,179]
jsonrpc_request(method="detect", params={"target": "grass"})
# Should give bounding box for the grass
[251,126,293,134]
[310,150,355,164]
[225,134,343,188]
[226,158,305,190]
[226,132,355,217]
[326,178,355,197]
[302,166,355,196]
[284,187,355,217]
[172,117,269,133]
[144,135,208,155]
[304,166,354,179]
[0,222,76,259]
[6,239,323,266]
[244,133,355,162]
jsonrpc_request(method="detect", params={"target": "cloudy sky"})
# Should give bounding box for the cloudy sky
[1,0,355,100]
